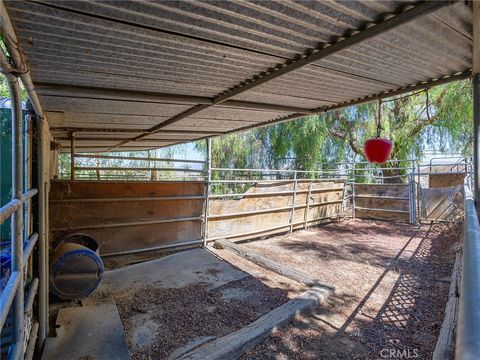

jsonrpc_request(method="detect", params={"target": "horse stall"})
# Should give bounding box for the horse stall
[1,1,479,359]
[208,179,346,242]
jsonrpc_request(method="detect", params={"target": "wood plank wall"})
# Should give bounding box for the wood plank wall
[208,180,345,242]
[49,180,206,255]
[354,183,410,222]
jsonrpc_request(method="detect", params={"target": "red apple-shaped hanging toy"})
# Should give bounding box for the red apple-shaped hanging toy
[363,99,393,163]
[364,138,393,163]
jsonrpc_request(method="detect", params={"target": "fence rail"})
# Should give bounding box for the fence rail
[0,77,43,359]
[456,176,480,359]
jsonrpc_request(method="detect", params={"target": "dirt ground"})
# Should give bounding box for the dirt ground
[115,276,291,360]
[57,218,460,360]
[227,219,461,360]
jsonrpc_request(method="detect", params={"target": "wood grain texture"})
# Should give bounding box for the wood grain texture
[208,180,344,241]
[354,184,410,222]
[355,208,409,222]
[432,250,462,360]
[49,180,205,254]
[420,186,463,221]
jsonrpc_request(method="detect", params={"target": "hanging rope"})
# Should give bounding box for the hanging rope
[376,98,382,138]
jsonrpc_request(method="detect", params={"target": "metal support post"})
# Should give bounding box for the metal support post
[289,171,298,233]
[70,131,75,181]
[203,138,212,246]
[410,162,417,224]
[473,0,480,205]
[7,74,25,359]
[35,114,48,345]
[352,182,356,219]
[340,180,347,216]
[408,175,413,224]
[474,72,480,205]
[304,181,312,229]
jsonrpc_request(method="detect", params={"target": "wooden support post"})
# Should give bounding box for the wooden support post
[433,250,462,360]
[176,286,331,360]
[214,239,334,291]
[70,131,75,181]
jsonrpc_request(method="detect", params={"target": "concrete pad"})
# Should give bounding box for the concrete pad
[42,303,129,360]
[99,248,247,294]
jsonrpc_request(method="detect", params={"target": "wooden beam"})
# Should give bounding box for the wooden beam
[214,239,334,291]
[433,250,462,360]
[176,286,330,360]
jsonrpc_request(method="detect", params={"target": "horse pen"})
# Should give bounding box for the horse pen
[0,1,479,359]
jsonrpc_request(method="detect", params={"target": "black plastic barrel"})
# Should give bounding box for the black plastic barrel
[50,234,104,300]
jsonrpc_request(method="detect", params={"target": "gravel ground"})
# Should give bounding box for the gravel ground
[113,276,290,359]
[234,219,461,360]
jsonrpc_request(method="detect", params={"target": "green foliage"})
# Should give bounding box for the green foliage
[0,68,29,101]
[197,80,472,177]
[57,144,190,180]
[0,75,9,99]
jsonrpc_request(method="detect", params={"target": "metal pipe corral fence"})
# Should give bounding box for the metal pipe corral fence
[457,176,480,359]
[0,74,43,359]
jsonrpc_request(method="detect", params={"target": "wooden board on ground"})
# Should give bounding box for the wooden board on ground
[176,286,330,360]
[432,250,462,360]
[214,239,334,291]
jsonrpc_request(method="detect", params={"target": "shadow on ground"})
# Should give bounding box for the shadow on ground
[241,222,461,360]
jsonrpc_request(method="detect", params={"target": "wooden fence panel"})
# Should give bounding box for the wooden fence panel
[49,180,205,255]
[208,180,345,242]
[354,183,410,222]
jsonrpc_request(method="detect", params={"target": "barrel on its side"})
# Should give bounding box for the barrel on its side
[50,234,104,300]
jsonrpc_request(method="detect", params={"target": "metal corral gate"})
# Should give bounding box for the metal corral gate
[350,158,471,224]
[353,182,415,223]
[416,158,470,222]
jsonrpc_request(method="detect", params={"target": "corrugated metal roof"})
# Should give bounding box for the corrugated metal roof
[3,0,474,152]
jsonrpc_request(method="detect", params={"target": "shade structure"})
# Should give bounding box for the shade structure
[1,0,475,152]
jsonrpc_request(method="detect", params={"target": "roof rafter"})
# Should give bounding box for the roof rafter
[35,83,319,114]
